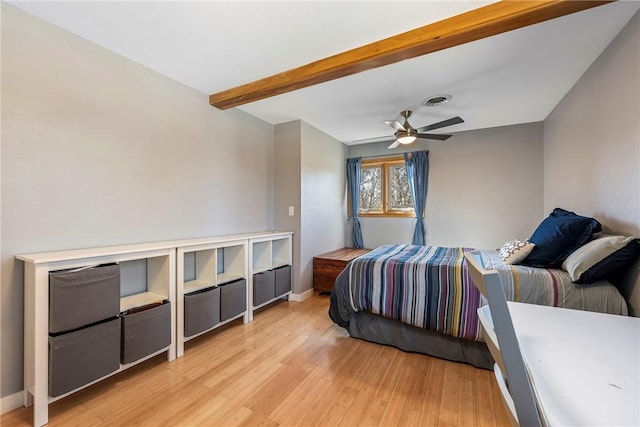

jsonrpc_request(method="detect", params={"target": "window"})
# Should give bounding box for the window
[358,158,414,217]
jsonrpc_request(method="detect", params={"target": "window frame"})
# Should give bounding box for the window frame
[357,156,415,218]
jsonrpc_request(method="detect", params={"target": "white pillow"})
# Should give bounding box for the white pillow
[499,239,535,265]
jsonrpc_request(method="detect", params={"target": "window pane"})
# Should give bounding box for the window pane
[388,165,413,211]
[359,166,382,212]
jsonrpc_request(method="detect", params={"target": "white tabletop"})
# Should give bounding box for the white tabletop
[507,302,640,426]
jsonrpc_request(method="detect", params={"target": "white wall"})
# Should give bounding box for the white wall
[1,4,274,398]
[348,122,544,250]
[543,11,640,314]
[274,120,346,293]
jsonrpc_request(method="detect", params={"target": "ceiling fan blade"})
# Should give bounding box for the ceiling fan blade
[385,120,406,132]
[417,116,464,132]
[351,135,396,145]
[416,133,452,141]
[387,140,401,149]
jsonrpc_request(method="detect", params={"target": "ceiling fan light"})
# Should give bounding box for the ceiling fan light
[397,135,416,145]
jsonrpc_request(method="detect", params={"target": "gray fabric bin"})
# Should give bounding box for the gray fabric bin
[49,264,120,334]
[121,302,171,364]
[274,265,291,297]
[253,270,275,306]
[220,279,247,321]
[49,317,120,397]
[184,287,220,337]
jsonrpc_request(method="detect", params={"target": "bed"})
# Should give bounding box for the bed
[328,244,629,369]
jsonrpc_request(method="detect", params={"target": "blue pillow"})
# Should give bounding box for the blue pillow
[521,208,602,268]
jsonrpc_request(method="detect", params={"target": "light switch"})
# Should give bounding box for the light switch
[288,206,295,216]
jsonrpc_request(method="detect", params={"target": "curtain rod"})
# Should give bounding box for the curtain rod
[346,153,399,160]
[347,150,428,160]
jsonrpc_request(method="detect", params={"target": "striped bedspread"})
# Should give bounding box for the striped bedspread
[330,244,628,342]
[347,245,482,340]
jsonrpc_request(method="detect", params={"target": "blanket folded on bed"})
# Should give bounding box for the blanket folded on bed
[329,244,628,342]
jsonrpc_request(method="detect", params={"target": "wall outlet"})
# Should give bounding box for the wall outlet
[288,206,295,216]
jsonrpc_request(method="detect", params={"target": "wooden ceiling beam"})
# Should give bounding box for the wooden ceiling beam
[209,0,612,109]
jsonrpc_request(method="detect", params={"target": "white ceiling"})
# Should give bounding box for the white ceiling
[9,1,640,145]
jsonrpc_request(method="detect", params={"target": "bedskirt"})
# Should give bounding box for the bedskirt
[347,311,494,369]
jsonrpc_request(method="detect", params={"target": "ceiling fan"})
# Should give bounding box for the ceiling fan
[384,110,464,149]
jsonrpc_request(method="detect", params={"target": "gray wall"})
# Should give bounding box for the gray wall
[299,121,347,292]
[347,122,544,250]
[543,11,640,315]
[274,120,346,293]
[1,4,274,398]
[273,121,302,292]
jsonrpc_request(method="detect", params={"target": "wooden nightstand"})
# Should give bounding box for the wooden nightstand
[313,248,371,294]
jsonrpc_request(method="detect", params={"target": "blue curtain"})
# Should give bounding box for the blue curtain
[404,151,429,245]
[346,158,364,248]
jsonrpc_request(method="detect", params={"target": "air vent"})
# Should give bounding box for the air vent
[424,94,451,107]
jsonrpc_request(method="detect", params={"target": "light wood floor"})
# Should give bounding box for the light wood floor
[3,295,509,426]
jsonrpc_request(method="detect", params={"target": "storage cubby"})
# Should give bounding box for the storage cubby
[220,279,247,321]
[217,245,245,284]
[118,259,173,365]
[253,270,275,306]
[49,264,120,334]
[182,249,216,295]
[181,244,246,295]
[184,287,220,337]
[121,301,171,364]
[18,244,176,427]
[251,237,292,273]
[248,233,293,318]
[252,265,291,309]
[19,231,291,425]
[120,256,171,313]
[272,238,291,269]
[48,318,120,397]
[47,263,122,398]
[176,240,249,357]
[252,241,272,273]
[274,265,292,297]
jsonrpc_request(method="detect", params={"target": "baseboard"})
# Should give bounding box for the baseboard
[1,390,23,415]
[289,288,313,302]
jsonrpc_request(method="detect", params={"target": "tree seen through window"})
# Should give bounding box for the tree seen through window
[357,159,414,216]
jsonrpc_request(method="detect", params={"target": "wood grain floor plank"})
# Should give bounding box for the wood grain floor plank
[457,364,477,427]
[294,340,367,426]
[142,384,224,427]
[489,371,512,427]
[398,353,432,426]
[357,350,401,426]
[313,386,360,427]
[268,338,370,425]
[378,351,421,427]
[473,372,498,427]
[236,368,309,427]
[439,362,461,426]
[419,354,447,426]
[336,341,398,426]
